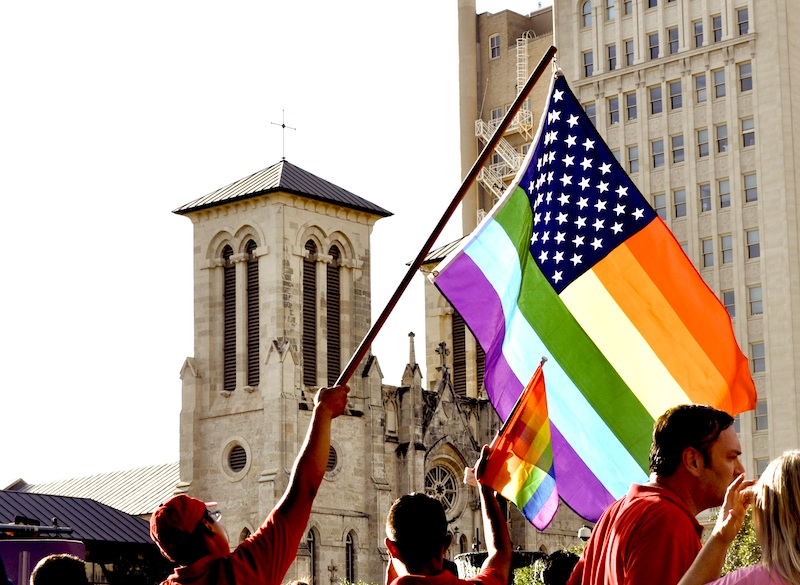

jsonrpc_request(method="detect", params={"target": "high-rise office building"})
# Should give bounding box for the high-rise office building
[447,0,795,492]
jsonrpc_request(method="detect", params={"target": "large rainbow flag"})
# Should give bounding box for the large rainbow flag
[481,363,558,529]
[432,73,756,523]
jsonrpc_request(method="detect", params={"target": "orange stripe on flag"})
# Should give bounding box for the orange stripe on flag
[624,221,755,414]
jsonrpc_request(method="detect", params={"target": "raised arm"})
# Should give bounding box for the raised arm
[274,385,350,520]
[678,474,755,585]
[475,446,512,582]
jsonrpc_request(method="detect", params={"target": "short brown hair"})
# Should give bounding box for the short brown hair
[386,493,448,573]
[31,554,87,585]
[649,404,733,476]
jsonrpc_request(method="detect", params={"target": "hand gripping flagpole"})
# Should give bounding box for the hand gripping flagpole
[334,45,558,387]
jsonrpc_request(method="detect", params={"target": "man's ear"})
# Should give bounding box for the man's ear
[682,447,704,477]
[385,537,401,559]
[443,533,453,553]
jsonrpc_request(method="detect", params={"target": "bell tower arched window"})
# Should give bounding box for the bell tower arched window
[452,310,467,395]
[307,529,318,584]
[246,239,259,386]
[222,245,236,392]
[345,531,356,583]
[303,240,318,386]
[326,246,341,386]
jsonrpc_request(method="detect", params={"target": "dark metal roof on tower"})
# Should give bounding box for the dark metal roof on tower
[173,159,392,217]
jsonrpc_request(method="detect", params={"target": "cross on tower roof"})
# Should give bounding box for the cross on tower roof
[270,109,296,161]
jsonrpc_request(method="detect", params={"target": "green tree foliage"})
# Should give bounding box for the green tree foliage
[721,508,762,575]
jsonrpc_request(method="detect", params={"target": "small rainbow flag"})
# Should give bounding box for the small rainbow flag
[432,73,756,523]
[481,363,557,529]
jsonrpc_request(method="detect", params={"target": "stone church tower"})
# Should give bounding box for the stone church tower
[172,159,578,585]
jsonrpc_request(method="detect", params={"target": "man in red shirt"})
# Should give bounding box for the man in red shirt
[384,446,511,585]
[567,404,750,585]
[149,384,349,585]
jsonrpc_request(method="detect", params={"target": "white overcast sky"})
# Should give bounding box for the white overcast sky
[0,0,551,487]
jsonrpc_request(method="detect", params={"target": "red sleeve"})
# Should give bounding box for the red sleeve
[471,566,508,585]
[228,509,308,585]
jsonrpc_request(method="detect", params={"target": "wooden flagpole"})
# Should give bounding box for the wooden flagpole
[335,45,558,386]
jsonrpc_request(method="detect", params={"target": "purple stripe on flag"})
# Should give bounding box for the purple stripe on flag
[435,251,521,418]
[437,251,616,521]
[551,426,616,521]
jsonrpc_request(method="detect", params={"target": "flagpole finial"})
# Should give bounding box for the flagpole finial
[540,356,548,366]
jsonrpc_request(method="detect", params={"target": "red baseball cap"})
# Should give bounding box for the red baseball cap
[150,494,216,553]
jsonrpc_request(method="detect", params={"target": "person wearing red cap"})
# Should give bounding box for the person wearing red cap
[150,384,349,585]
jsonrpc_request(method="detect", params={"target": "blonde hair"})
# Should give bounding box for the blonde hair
[753,449,800,583]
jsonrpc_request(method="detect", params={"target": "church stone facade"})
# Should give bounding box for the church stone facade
[173,159,581,585]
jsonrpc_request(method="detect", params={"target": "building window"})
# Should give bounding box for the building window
[625,91,637,120]
[302,240,318,386]
[737,8,749,35]
[426,465,458,511]
[739,62,753,92]
[749,286,763,316]
[733,414,741,433]
[755,400,768,431]
[712,14,723,42]
[751,343,766,373]
[695,73,707,103]
[609,96,619,125]
[222,245,236,392]
[754,401,768,429]
[649,85,663,114]
[583,51,594,77]
[722,290,735,318]
[612,149,621,162]
[713,69,726,98]
[746,229,760,259]
[452,310,467,395]
[246,239,259,387]
[345,532,356,584]
[648,32,659,60]
[756,458,770,475]
[669,80,682,110]
[716,124,728,153]
[647,0,657,8]
[624,0,632,15]
[699,183,711,212]
[697,128,709,158]
[719,179,731,208]
[308,530,318,584]
[742,118,755,147]
[581,0,592,27]
[693,20,704,47]
[653,193,666,220]
[744,173,758,202]
[720,234,733,264]
[490,34,501,59]
[607,44,617,70]
[628,145,639,173]
[584,102,596,126]
[701,238,714,267]
[326,245,341,386]
[651,139,664,168]
[671,135,684,164]
[624,39,635,66]
[673,188,686,218]
[667,27,679,54]
[606,0,616,21]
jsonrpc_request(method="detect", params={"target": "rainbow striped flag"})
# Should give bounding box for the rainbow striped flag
[481,364,558,529]
[432,73,756,523]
